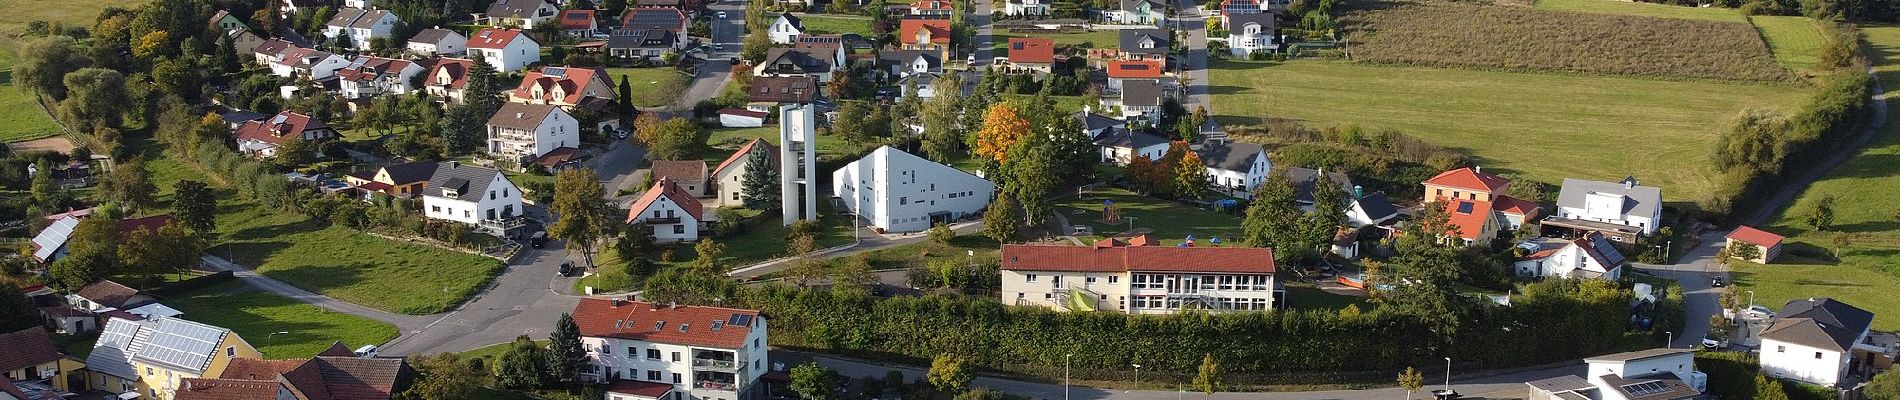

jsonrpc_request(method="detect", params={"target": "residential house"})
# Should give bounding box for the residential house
[1726,225,1784,264]
[221,27,266,58]
[571,299,770,400]
[755,48,837,82]
[487,0,560,29]
[467,28,542,73]
[1079,111,1169,165]
[209,10,245,32]
[878,50,941,80]
[711,139,778,207]
[1284,167,1350,212]
[746,76,819,113]
[250,39,295,65]
[793,35,848,67]
[1422,166,1539,231]
[1117,29,1170,61]
[343,0,369,7]
[1545,177,1663,244]
[334,56,424,99]
[1346,191,1399,228]
[1760,298,1884,388]
[232,111,339,158]
[1225,12,1278,57]
[1513,232,1627,280]
[0,328,86,393]
[1111,79,1165,125]
[781,104,820,225]
[423,57,476,103]
[173,379,293,400]
[1110,0,1166,25]
[27,216,80,264]
[420,161,525,228]
[1105,60,1165,93]
[267,47,349,80]
[510,66,616,107]
[406,28,468,56]
[611,8,689,59]
[86,317,261,400]
[635,0,694,10]
[833,146,995,233]
[560,10,599,37]
[207,353,413,400]
[624,178,705,243]
[1005,37,1055,74]
[1219,0,1269,17]
[344,161,439,198]
[1526,348,1706,400]
[1005,0,1049,16]
[486,102,580,163]
[1441,198,1500,245]
[911,0,956,17]
[768,13,805,44]
[898,72,941,98]
[1194,141,1271,196]
[68,280,157,314]
[322,8,397,50]
[1001,235,1280,314]
[651,160,710,198]
[899,18,953,61]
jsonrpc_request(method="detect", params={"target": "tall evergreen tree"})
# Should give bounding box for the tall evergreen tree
[0,284,38,333]
[740,149,780,210]
[217,36,242,73]
[544,313,584,387]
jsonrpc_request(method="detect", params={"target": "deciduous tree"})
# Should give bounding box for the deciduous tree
[1399,366,1425,400]
[1807,194,1836,231]
[692,239,727,276]
[789,362,836,399]
[550,168,612,268]
[104,157,159,214]
[0,285,38,333]
[928,354,971,393]
[400,353,481,400]
[974,104,1030,164]
[983,190,1024,243]
[1173,150,1209,199]
[14,36,89,100]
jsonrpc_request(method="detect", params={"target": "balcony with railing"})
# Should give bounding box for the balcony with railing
[641,216,682,224]
[691,350,738,372]
[692,370,739,392]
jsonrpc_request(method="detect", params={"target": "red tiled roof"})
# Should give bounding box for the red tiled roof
[0,328,64,372]
[221,359,308,381]
[717,108,769,119]
[900,19,952,45]
[1443,199,1494,241]
[607,379,676,398]
[712,139,777,178]
[425,57,475,90]
[1107,60,1164,79]
[559,9,597,30]
[512,66,612,105]
[1728,225,1785,247]
[532,147,583,168]
[176,378,283,400]
[1001,241,1276,274]
[1423,167,1510,194]
[468,28,529,49]
[624,178,704,223]
[1007,37,1054,64]
[118,215,174,234]
[334,56,415,82]
[571,298,761,349]
[650,160,707,182]
[234,111,329,146]
[357,181,393,191]
[912,0,953,10]
[1493,195,1540,217]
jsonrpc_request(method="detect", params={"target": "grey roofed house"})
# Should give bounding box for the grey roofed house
[1762,297,1874,352]
[1583,347,1696,363]
[1076,111,1126,137]
[88,317,240,380]
[760,48,834,74]
[898,71,940,89]
[383,161,441,184]
[487,102,560,131]
[424,162,504,202]
[606,29,676,50]
[326,8,365,27]
[1352,192,1398,222]
[410,28,460,45]
[1556,177,1661,217]
[1091,128,1168,150]
[750,76,820,103]
[1284,167,1351,205]
[488,0,552,19]
[778,12,803,29]
[220,110,268,126]
[879,49,942,72]
[1225,11,1275,30]
[1121,79,1163,107]
[349,9,393,29]
[1194,141,1267,172]
[1121,0,1165,12]
[1119,29,1170,55]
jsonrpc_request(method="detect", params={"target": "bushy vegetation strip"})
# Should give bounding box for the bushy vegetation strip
[1706,24,1873,218]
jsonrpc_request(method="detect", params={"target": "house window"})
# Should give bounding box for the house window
[1108,276,1119,284]
[673,225,684,234]
[671,373,681,383]
[900,197,907,205]
[629,368,638,378]
[671,352,680,362]
[1086,276,1097,283]
[647,370,661,381]
[1026,274,1037,282]
[431,206,441,212]
[647,348,661,359]
[1777,346,1786,353]
[227,347,235,358]
[626,346,635,354]
[1816,352,1824,359]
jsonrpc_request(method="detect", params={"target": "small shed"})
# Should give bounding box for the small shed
[718,108,767,127]
[1725,225,1784,264]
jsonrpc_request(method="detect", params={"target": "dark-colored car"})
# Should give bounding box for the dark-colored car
[530,231,548,248]
[559,261,576,277]
[1711,276,1726,287]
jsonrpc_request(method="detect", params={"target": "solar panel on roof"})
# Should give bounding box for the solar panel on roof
[271,115,289,124]
[731,314,754,327]
[1622,381,1668,396]
[544,67,567,77]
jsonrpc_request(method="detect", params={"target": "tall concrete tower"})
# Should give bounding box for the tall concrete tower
[779,104,818,225]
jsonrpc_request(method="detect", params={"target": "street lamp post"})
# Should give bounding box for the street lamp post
[1666,331,1673,348]
[1065,354,1072,400]
[1442,357,1451,392]
[1132,364,1142,393]
[1747,290,1756,308]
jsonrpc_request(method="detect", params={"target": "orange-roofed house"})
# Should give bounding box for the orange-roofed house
[625,177,706,243]
[1005,37,1055,74]
[1442,198,1500,246]
[999,235,1280,314]
[1726,226,1784,264]
[571,298,768,399]
[911,0,956,17]
[1423,166,1541,239]
[509,66,616,107]
[465,28,541,72]
[232,111,340,158]
[899,19,953,61]
[1105,60,1165,92]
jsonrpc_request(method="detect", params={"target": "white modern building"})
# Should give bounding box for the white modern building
[624,178,704,243]
[323,8,398,50]
[486,102,579,163]
[486,0,561,29]
[1759,298,1884,388]
[1513,233,1627,281]
[467,28,542,73]
[1004,0,1049,15]
[573,299,769,400]
[1527,348,1707,400]
[1000,236,1280,314]
[832,146,994,233]
[421,161,524,226]
[1552,177,1663,236]
[1225,13,1279,57]
[267,48,349,81]
[780,104,819,226]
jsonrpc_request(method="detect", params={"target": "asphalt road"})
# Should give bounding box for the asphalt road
[378,240,586,355]
[973,0,994,67]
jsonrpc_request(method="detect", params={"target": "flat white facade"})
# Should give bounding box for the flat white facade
[1553,178,1663,235]
[832,146,994,233]
[1001,269,1276,314]
[269,53,349,80]
[323,9,398,50]
[631,192,702,243]
[1098,140,1168,165]
[768,15,802,44]
[422,171,524,225]
[1005,0,1049,15]
[408,31,468,56]
[1513,242,1622,281]
[582,327,768,400]
[1761,337,1856,388]
[1585,352,1705,393]
[780,105,819,226]
[1203,147,1271,193]
[337,58,425,99]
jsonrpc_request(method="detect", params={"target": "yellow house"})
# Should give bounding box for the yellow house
[86,317,261,400]
[0,327,87,393]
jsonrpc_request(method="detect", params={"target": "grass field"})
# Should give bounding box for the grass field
[1207,59,1812,203]
[706,125,855,160]
[1531,0,1745,22]
[0,85,60,142]
[993,30,1120,51]
[605,67,691,108]
[167,281,400,359]
[1735,25,1900,332]
[1053,187,1243,244]
[795,14,874,36]
[1752,16,1828,73]
[0,0,145,69]
[580,205,858,292]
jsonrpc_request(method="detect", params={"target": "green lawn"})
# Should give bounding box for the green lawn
[1531,0,1745,22]
[166,281,400,359]
[1752,16,1828,73]
[1283,283,1370,311]
[706,125,855,160]
[0,85,60,142]
[994,30,1121,50]
[0,0,147,69]
[795,14,874,36]
[1053,187,1243,244]
[1207,59,1811,204]
[581,206,859,292]
[605,67,691,108]
[1738,25,1900,332]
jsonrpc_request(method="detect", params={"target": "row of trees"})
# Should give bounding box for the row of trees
[1706,22,1871,218]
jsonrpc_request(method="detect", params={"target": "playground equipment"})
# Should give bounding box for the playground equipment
[1102,200,1121,224]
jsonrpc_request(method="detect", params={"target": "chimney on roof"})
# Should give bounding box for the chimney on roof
[447,160,459,170]
[1353,185,1363,199]
[516,112,526,119]
[649,301,659,310]
[669,301,679,309]
[610,298,623,307]
[1474,165,1482,174]
[1623,176,1638,189]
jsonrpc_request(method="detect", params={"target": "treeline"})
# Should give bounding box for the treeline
[1705,23,1871,219]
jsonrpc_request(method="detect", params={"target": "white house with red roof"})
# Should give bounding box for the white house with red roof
[1005,37,1055,74]
[267,47,349,80]
[423,57,476,103]
[625,178,706,243]
[232,111,339,158]
[558,9,599,37]
[1513,232,1626,280]
[1000,235,1280,314]
[509,66,615,107]
[571,298,768,400]
[467,28,541,73]
[1726,226,1784,264]
[334,55,424,99]
[711,139,778,207]
[1105,60,1165,93]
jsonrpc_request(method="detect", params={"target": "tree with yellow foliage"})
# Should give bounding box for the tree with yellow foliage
[973,104,1030,164]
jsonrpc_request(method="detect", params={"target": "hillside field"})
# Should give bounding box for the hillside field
[1531,0,1746,22]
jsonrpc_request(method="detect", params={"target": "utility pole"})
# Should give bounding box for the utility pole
[1064,354,1072,400]
[1442,357,1451,393]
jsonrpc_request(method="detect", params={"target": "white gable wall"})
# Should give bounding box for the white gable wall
[1760,338,1849,388]
[832,148,995,233]
[632,195,702,243]
[423,172,524,225]
[769,17,802,44]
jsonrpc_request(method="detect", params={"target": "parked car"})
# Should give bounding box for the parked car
[559,261,576,277]
[1703,335,1727,349]
[1711,276,1726,287]
[530,231,548,248]
[713,43,724,51]
[716,11,727,18]
[1744,305,1776,320]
